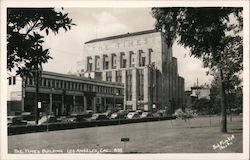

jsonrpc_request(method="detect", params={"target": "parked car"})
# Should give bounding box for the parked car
[90,113,108,121]
[157,110,167,117]
[7,116,27,126]
[135,110,143,115]
[126,112,140,119]
[82,110,94,118]
[70,114,86,122]
[110,110,127,119]
[153,112,161,117]
[103,110,113,118]
[140,112,153,118]
[38,115,58,124]
[21,112,34,121]
[66,113,86,122]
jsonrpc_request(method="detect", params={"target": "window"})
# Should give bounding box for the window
[112,54,116,69]
[13,76,16,85]
[138,69,144,100]
[84,84,87,91]
[56,81,59,88]
[126,105,132,111]
[140,57,146,67]
[29,78,33,85]
[52,80,55,88]
[115,70,122,83]
[106,71,112,82]
[88,63,93,71]
[87,84,91,92]
[104,61,109,70]
[48,80,51,87]
[8,77,11,85]
[60,81,63,88]
[137,104,144,110]
[121,59,126,68]
[67,82,70,89]
[126,70,132,101]
[64,81,67,89]
[130,53,135,67]
[43,79,47,87]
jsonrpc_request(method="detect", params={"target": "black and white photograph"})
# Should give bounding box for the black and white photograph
[0,1,249,160]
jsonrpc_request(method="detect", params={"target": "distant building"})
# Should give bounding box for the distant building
[80,30,185,112]
[7,71,124,116]
[190,83,210,100]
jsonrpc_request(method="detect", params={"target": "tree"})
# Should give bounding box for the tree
[192,98,211,115]
[210,72,242,121]
[151,7,243,133]
[7,8,75,77]
[7,8,75,124]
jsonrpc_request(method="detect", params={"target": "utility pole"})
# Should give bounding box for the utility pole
[34,63,39,124]
[34,63,42,125]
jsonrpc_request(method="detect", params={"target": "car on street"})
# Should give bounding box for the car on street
[135,110,143,115]
[140,112,153,118]
[103,110,113,118]
[90,113,108,121]
[8,116,27,126]
[83,110,94,118]
[61,113,86,123]
[110,110,127,119]
[157,110,167,117]
[38,115,58,124]
[126,112,140,119]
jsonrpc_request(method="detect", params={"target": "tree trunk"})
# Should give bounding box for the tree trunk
[219,67,227,133]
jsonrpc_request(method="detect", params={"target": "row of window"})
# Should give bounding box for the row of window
[25,77,123,95]
[104,70,123,83]
[87,49,152,71]
[8,76,16,85]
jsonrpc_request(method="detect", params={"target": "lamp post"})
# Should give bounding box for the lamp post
[49,87,54,115]
[113,89,119,112]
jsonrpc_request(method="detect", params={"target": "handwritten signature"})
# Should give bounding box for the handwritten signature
[213,135,235,150]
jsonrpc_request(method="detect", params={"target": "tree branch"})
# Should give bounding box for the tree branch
[25,19,40,37]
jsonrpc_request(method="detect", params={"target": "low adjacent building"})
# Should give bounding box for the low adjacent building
[7,71,124,116]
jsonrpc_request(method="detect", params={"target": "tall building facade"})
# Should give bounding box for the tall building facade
[82,30,185,112]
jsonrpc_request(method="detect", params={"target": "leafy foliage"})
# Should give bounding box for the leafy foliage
[152,7,243,132]
[7,8,75,77]
[191,98,211,115]
[151,7,243,99]
[151,7,242,61]
[210,74,243,114]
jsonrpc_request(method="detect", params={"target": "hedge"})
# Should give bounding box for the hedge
[8,116,176,135]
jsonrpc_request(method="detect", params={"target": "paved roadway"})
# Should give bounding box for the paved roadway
[8,116,243,153]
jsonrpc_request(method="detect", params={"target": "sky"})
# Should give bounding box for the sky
[42,8,213,90]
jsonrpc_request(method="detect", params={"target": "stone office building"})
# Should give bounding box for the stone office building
[80,30,185,112]
[7,71,124,116]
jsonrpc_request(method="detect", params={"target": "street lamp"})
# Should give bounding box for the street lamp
[113,89,119,111]
[49,87,54,115]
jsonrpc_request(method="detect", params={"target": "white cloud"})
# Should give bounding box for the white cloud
[93,11,118,25]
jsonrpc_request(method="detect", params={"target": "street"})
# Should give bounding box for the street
[8,116,243,153]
